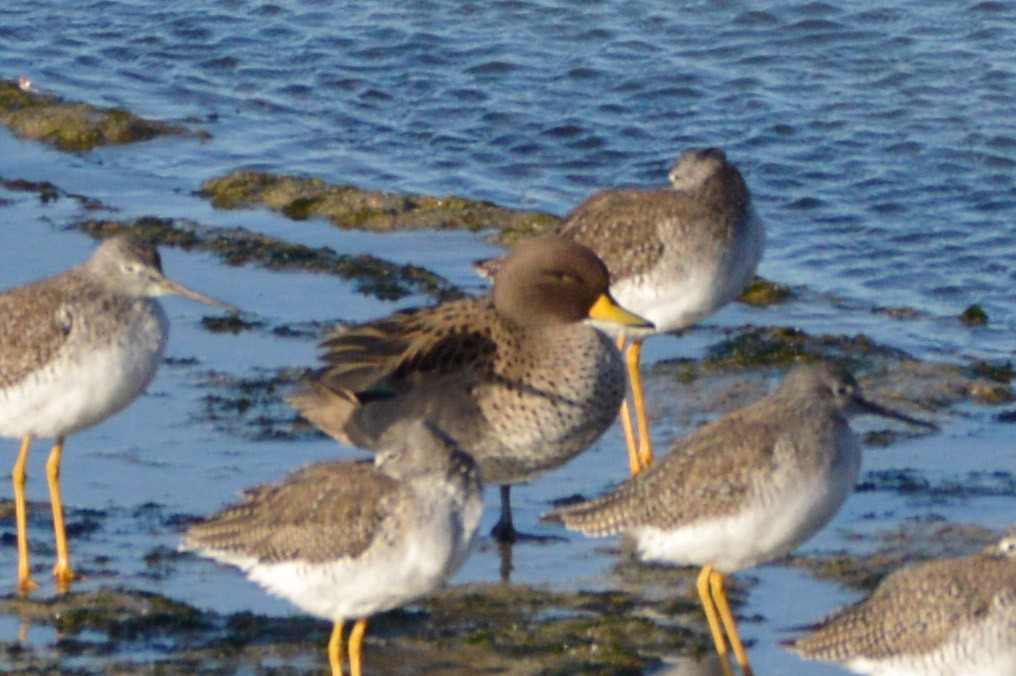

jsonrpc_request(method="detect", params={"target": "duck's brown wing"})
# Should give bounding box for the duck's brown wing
[287,298,499,445]
[316,297,498,396]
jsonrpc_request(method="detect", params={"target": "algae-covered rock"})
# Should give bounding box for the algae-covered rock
[0,175,106,209]
[737,276,794,306]
[0,78,199,152]
[73,216,462,302]
[787,519,998,592]
[701,326,910,372]
[959,304,989,326]
[0,581,711,674]
[198,170,559,241]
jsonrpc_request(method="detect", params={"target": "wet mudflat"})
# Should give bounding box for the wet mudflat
[1,1,1015,672]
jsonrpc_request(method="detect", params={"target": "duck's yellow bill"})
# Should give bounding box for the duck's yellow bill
[588,294,654,329]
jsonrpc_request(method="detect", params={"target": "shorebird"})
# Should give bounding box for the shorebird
[184,419,484,676]
[0,234,236,594]
[785,526,1016,676]
[560,148,764,475]
[542,363,936,675]
[288,235,652,543]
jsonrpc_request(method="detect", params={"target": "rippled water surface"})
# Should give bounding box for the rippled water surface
[1,0,1015,673]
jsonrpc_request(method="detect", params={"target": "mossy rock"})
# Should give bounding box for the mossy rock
[0,78,199,152]
[737,276,793,306]
[702,326,906,372]
[959,304,988,326]
[198,170,559,241]
[73,215,462,302]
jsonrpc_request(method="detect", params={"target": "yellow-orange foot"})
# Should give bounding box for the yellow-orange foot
[54,563,76,593]
[17,576,39,597]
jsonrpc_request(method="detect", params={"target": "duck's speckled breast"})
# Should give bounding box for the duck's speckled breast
[472,324,625,485]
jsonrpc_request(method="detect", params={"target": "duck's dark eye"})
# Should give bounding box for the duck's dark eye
[546,270,579,285]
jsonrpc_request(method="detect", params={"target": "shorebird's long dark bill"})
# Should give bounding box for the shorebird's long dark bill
[855,396,938,431]
[161,279,240,314]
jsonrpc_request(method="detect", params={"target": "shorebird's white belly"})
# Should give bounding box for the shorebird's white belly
[612,265,735,333]
[0,303,168,439]
[844,640,1016,676]
[611,208,765,335]
[223,485,482,621]
[634,436,859,572]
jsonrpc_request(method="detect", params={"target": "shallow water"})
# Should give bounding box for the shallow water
[1,0,1015,673]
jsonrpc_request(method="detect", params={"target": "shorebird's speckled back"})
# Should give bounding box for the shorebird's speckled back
[185,419,482,569]
[786,528,1016,675]
[560,147,764,334]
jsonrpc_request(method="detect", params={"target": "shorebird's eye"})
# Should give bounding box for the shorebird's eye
[377,449,401,466]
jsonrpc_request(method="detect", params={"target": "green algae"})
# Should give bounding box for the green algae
[55,588,209,637]
[970,360,1013,384]
[966,381,1013,405]
[0,79,199,152]
[198,171,559,241]
[73,216,463,302]
[737,276,794,306]
[787,520,998,593]
[195,368,306,441]
[872,305,925,320]
[701,326,909,372]
[668,325,1011,411]
[0,175,106,210]
[959,304,989,326]
[200,315,263,335]
[0,582,709,674]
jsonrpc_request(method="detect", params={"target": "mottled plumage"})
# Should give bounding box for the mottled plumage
[185,420,484,676]
[0,234,235,594]
[186,461,400,564]
[289,236,651,541]
[561,148,765,474]
[542,363,936,674]
[786,528,1016,675]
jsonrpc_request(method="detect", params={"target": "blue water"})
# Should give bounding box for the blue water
[1,1,1015,673]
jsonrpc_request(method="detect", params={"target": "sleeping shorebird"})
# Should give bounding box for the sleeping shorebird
[185,420,484,676]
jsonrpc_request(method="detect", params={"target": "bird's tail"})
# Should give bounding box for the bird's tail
[539,488,635,538]
[286,381,359,445]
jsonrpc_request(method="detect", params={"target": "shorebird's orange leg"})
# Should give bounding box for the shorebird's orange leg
[626,339,654,472]
[710,568,753,675]
[697,565,731,662]
[45,437,75,591]
[617,335,640,474]
[13,437,38,595]
[349,617,368,676]
[328,620,344,676]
